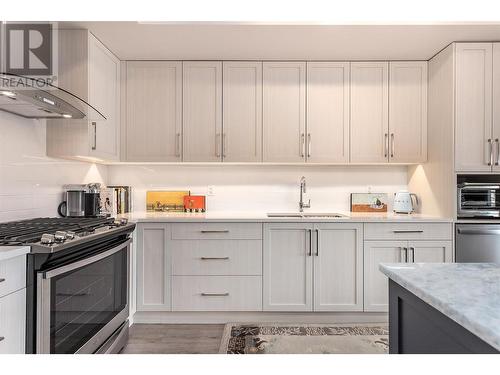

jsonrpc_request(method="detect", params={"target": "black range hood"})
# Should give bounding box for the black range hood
[0,72,106,120]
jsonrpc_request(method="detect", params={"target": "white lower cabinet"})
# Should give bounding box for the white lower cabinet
[263,223,363,312]
[313,223,363,311]
[136,223,171,311]
[0,254,27,354]
[0,288,26,354]
[172,276,262,311]
[364,239,453,312]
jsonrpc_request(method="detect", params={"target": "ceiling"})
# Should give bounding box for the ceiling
[60,22,500,60]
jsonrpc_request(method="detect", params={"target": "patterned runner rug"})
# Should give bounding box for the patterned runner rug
[219,323,389,354]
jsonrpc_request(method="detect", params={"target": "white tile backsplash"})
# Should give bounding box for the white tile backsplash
[0,112,107,222]
[108,164,408,213]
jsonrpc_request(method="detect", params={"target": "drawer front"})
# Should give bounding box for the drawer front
[171,223,262,240]
[171,240,262,276]
[172,276,262,311]
[364,223,452,241]
[0,288,26,354]
[0,256,26,298]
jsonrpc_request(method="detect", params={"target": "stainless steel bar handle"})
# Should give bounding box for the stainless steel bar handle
[393,230,424,234]
[215,133,221,158]
[223,133,227,159]
[390,133,395,158]
[175,133,181,157]
[300,133,305,158]
[200,257,229,260]
[91,122,97,150]
[0,278,5,283]
[488,138,493,166]
[457,228,500,235]
[384,133,388,158]
[201,292,229,297]
[409,247,415,263]
[200,230,229,233]
[43,238,132,279]
[496,139,499,166]
[307,133,311,158]
[315,229,319,256]
[403,247,408,262]
[308,229,312,256]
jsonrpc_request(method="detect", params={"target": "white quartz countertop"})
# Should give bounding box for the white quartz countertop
[379,263,500,351]
[0,245,30,261]
[119,211,452,223]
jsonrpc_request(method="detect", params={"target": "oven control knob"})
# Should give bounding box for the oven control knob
[66,231,76,240]
[54,231,67,242]
[40,233,55,245]
[120,218,128,225]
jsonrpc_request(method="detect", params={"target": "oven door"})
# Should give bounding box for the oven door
[36,238,130,354]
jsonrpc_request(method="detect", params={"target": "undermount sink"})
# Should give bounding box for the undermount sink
[267,213,347,218]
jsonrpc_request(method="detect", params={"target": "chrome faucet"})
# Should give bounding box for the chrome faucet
[299,176,311,212]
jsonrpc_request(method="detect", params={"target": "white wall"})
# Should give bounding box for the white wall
[108,164,408,213]
[0,112,107,222]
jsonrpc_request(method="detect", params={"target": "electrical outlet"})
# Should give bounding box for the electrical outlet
[207,185,215,196]
[367,186,372,193]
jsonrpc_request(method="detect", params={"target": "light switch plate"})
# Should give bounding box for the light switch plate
[207,185,215,196]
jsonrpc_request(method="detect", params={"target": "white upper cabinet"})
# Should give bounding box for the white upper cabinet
[222,62,263,162]
[306,62,350,163]
[263,62,306,162]
[389,62,428,163]
[350,62,389,163]
[183,61,223,162]
[493,43,500,172]
[47,30,120,161]
[124,61,182,162]
[455,43,493,172]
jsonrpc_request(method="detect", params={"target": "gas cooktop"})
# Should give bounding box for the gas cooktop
[0,217,135,253]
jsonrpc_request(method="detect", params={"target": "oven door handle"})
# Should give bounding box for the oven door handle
[457,228,500,235]
[41,238,132,279]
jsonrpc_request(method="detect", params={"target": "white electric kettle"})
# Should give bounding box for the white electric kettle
[393,191,419,214]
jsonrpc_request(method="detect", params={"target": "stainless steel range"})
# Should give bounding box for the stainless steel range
[0,217,135,354]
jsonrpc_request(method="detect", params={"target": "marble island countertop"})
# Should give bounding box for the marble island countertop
[119,211,452,223]
[380,263,500,351]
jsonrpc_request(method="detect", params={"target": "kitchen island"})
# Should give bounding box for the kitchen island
[380,263,500,354]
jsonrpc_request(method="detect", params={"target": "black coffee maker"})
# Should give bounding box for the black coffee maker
[58,183,102,217]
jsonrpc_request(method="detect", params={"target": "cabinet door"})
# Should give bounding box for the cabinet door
[125,61,182,162]
[136,223,171,311]
[389,62,428,163]
[88,35,120,160]
[306,62,350,163]
[183,61,223,162]
[313,223,363,312]
[263,223,313,311]
[364,240,406,312]
[222,62,262,162]
[455,43,493,172]
[350,62,389,163]
[409,241,453,263]
[493,44,500,171]
[263,62,306,162]
[0,288,26,354]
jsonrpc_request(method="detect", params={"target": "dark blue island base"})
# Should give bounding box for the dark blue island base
[388,280,499,354]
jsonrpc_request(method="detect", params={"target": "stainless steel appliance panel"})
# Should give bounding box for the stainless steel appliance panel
[456,224,500,263]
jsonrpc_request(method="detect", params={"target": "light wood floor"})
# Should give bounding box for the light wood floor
[121,324,225,354]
